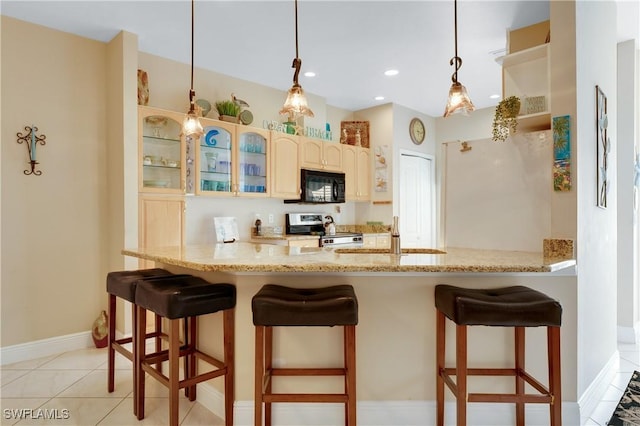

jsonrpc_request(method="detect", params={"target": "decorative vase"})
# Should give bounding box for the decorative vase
[92,310,108,348]
[137,69,149,106]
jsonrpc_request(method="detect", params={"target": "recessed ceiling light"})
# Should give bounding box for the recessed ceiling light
[374,96,385,101]
[489,94,500,99]
[304,71,316,77]
[384,69,399,76]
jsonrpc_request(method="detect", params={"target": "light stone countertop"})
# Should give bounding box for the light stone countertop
[122,242,576,274]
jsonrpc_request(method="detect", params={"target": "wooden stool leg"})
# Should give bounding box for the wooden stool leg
[548,326,562,426]
[345,325,357,426]
[155,313,163,373]
[136,305,147,420]
[131,302,138,416]
[265,326,273,426]
[169,319,180,426]
[255,325,264,426]
[456,324,467,426]
[436,310,446,426]
[185,316,197,401]
[224,308,235,426]
[107,294,116,393]
[515,327,525,426]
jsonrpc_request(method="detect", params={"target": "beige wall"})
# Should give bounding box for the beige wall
[1,16,109,346]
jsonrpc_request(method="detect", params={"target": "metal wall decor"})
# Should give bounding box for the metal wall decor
[16,125,47,175]
[596,85,610,208]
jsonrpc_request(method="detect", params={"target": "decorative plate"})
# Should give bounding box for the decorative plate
[205,129,219,146]
[196,99,211,117]
[239,110,254,125]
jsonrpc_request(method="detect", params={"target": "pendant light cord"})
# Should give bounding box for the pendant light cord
[291,0,301,86]
[449,0,462,84]
[189,0,195,105]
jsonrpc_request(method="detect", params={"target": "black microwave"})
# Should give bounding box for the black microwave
[285,169,346,204]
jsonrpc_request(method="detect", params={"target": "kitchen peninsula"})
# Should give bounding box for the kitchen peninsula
[122,241,579,424]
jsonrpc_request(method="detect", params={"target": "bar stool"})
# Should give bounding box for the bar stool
[135,275,235,426]
[252,284,358,426]
[434,285,562,426]
[106,268,177,412]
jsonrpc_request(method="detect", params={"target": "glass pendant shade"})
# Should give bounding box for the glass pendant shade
[443,81,475,117]
[280,84,314,118]
[183,105,204,137]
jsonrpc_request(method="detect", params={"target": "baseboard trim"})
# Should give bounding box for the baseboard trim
[578,350,620,424]
[0,331,93,365]
[198,383,581,426]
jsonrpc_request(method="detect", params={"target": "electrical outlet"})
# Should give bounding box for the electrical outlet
[268,214,274,224]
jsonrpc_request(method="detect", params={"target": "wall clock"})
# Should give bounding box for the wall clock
[409,117,426,145]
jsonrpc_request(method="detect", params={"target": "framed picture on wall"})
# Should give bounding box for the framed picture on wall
[596,85,610,209]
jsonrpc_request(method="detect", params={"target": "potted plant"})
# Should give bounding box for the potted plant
[215,100,240,123]
[492,96,521,142]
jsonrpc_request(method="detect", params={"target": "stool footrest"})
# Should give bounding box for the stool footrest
[469,393,552,404]
[271,368,347,377]
[263,393,349,403]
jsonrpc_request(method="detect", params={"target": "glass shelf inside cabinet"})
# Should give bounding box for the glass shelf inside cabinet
[142,115,182,190]
[200,126,232,193]
[238,132,267,194]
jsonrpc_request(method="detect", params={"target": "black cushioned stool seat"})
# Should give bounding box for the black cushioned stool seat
[135,275,236,426]
[252,284,359,426]
[434,284,562,426]
[435,285,562,327]
[252,284,358,326]
[105,268,176,414]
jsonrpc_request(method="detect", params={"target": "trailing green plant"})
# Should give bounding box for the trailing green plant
[215,100,240,117]
[492,96,521,142]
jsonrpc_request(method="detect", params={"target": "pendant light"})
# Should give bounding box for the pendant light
[182,0,204,137]
[443,0,475,117]
[279,0,314,118]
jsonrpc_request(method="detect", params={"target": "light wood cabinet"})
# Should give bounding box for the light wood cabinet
[138,195,184,268]
[270,132,301,199]
[287,238,320,248]
[196,119,270,197]
[138,106,186,194]
[300,138,342,172]
[502,43,551,131]
[342,145,370,201]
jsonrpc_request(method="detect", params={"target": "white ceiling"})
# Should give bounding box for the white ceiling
[2,1,638,117]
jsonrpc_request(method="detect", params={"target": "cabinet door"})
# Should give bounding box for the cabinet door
[197,120,235,196]
[300,138,323,170]
[236,128,269,197]
[138,196,184,268]
[323,142,343,171]
[376,234,390,249]
[342,145,358,200]
[288,238,319,248]
[362,235,377,248]
[270,133,301,199]
[342,145,370,201]
[139,106,185,193]
[356,147,371,200]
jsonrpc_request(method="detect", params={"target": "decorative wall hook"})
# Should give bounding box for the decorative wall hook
[16,125,46,175]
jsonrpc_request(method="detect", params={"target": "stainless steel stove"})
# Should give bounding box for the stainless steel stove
[286,213,363,248]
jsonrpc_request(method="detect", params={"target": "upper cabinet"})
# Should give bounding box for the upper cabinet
[342,145,370,201]
[501,20,551,131]
[270,132,301,199]
[138,106,186,193]
[300,138,342,172]
[196,119,270,197]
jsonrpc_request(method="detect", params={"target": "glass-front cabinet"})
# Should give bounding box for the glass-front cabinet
[196,119,269,197]
[138,106,186,193]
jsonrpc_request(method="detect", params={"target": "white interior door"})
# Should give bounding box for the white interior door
[399,151,435,247]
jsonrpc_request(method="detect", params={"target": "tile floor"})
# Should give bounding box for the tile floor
[1,342,639,425]
[0,346,224,425]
